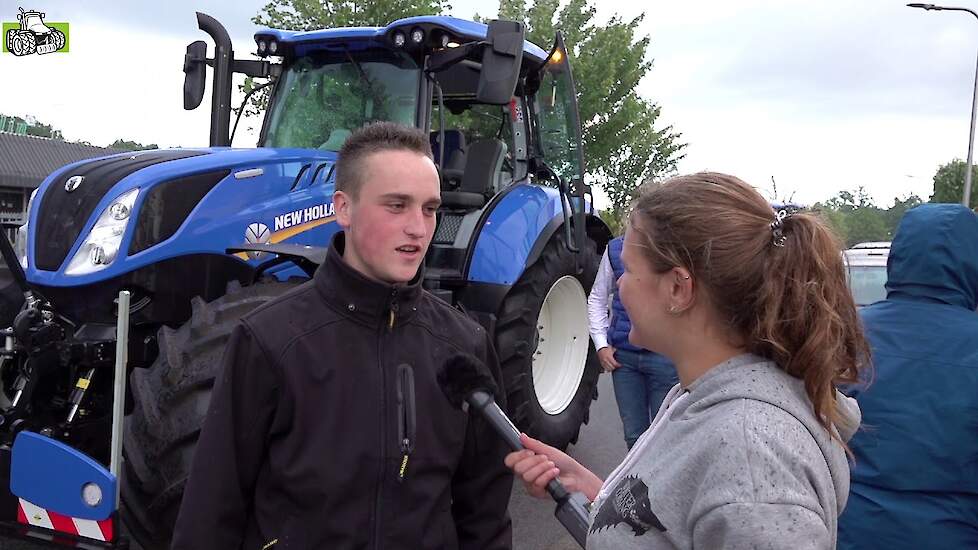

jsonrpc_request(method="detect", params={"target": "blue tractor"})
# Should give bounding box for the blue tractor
[0,12,609,548]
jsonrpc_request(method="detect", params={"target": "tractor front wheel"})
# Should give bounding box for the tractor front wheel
[10,32,36,56]
[495,231,601,450]
[121,279,298,550]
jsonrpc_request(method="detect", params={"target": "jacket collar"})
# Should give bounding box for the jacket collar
[314,232,424,327]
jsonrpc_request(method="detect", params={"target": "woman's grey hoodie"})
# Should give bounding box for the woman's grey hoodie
[587,354,861,550]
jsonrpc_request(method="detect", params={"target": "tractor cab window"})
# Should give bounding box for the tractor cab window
[430,101,519,193]
[264,49,420,150]
[534,43,584,186]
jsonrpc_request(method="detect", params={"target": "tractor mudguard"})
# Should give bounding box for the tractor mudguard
[466,182,576,286]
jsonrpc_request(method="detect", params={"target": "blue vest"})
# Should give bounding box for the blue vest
[607,237,643,352]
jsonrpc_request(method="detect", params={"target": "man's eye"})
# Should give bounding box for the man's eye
[423,206,438,215]
[389,203,405,210]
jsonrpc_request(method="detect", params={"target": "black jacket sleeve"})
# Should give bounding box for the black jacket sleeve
[451,329,514,550]
[170,321,279,550]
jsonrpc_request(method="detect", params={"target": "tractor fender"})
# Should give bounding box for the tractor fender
[464,183,611,309]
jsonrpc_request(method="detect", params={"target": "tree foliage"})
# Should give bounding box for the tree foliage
[930,158,978,209]
[814,187,922,247]
[108,139,158,151]
[494,0,684,221]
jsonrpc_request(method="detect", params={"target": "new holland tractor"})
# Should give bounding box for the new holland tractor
[0,12,610,548]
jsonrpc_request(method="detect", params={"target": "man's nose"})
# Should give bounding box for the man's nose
[404,207,427,238]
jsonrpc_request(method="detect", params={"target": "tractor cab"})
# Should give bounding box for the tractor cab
[184,14,589,287]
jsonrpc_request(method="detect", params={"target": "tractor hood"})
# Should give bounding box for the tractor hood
[27,146,337,287]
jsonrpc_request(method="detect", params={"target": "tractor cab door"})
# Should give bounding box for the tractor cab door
[532,33,585,194]
[531,33,587,256]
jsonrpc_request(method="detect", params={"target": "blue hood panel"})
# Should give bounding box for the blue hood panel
[26,147,339,287]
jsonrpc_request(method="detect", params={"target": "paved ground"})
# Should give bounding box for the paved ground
[511,372,625,550]
[0,373,625,550]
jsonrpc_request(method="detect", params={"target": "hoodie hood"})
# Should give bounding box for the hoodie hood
[886,203,978,309]
[685,354,860,507]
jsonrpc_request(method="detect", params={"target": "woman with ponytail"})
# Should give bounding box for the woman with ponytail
[505,172,869,549]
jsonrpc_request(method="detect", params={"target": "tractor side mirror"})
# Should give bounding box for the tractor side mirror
[183,40,207,110]
[476,20,524,105]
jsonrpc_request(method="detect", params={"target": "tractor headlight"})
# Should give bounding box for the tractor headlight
[257,40,267,55]
[15,188,38,269]
[268,40,278,55]
[393,31,406,48]
[410,28,424,44]
[65,188,139,276]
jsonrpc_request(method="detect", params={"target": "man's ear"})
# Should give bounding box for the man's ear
[334,190,353,229]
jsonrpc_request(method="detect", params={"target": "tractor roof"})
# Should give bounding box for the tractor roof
[255,15,549,62]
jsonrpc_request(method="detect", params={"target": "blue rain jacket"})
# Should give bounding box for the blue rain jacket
[838,203,978,549]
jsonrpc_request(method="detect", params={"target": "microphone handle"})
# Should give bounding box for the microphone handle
[469,392,589,548]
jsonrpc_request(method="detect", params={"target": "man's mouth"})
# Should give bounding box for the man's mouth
[396,245,421,256]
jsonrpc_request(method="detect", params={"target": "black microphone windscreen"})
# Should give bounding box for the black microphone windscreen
[437,353,499,409]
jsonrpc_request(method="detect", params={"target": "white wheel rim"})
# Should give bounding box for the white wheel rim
[532,275,589,415]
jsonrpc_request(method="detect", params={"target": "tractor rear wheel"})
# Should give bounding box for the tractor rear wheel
[494,231,601,450]
[121,279,298,550]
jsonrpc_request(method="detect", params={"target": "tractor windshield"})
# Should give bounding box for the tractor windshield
[263,49,420,150]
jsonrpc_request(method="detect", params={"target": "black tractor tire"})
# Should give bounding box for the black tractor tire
[121,279,298,550]
[4,29,15,53]
[0,262,24,329]
[49,28,65,51]
[11,32,36,56]
[495,231,601,450]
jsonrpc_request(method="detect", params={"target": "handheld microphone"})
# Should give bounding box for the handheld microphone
[438,353,590,548]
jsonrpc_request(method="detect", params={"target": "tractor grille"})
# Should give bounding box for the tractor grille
[129,169,230,255]
[434,214,464,244]
[35,150,207,271]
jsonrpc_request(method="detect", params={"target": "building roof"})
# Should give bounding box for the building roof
[0,132,126,189]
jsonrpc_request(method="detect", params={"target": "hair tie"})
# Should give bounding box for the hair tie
[771,209,790,247]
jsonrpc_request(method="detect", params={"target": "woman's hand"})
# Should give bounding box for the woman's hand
[504,434,604,501]
[597,346,620,372]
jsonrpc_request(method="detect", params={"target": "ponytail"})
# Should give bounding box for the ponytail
[631,173,870,439]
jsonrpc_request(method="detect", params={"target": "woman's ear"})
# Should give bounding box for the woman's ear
[669,267,694,312]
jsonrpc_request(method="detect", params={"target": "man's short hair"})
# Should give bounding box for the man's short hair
[335,122,434,199]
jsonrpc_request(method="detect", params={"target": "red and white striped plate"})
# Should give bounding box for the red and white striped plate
[16,497,114,542]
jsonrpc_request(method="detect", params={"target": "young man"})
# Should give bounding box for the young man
[171,122,513,549]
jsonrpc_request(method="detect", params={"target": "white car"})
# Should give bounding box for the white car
[844,242,890,306]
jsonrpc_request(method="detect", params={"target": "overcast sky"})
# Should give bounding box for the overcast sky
[3,0,977,208]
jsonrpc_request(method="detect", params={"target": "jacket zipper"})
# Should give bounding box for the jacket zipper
[373,323,386,550]
[388,288,399,329]
[373,288,399,550]
[396,364,416,482]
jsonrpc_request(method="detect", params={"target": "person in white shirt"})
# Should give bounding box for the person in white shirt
[588,236,678,449]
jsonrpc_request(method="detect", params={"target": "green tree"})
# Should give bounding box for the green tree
[108,139,159,151]
[930,159,978,208]
[494,0,684,223]
[884,193,922,236]
[0,114,64,140]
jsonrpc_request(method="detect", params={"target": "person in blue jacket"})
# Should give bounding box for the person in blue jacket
[838,203,978,549]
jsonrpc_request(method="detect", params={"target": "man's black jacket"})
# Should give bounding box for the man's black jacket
[171,234,513,549]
